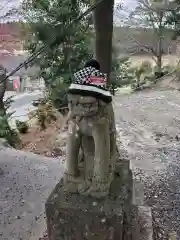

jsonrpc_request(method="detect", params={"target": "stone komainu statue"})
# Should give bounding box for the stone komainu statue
[64,60,117,198]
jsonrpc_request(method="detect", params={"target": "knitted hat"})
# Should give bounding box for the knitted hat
[84,59,100,70]
[68,60,112,103]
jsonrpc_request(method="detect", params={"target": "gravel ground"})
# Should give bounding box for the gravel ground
[36,88,180,240]
[0,148,64,240]
[115,89,180,239]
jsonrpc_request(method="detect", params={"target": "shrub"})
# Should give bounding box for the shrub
[48,78,69,112]
[16,120,29,134]
[0,114,21,147]
[152,64,173,81]
[0,96,21,147]
[29,100,57,130]
[110,54,135,94]
[162,64,174,74]
[131,61,153,91]
[140,60,152,72]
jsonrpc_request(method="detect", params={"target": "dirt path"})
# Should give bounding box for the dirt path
[115,89,180,239]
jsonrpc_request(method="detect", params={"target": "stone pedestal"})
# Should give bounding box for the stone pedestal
[45,159,133,240]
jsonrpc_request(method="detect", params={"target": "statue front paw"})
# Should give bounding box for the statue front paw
[89,190,109,198]
[63,173,83,193]
[78,180,91,194]
[64,182,79,193]
[79,179,111,198]
[64,172,82,184]
[81,185,109,198]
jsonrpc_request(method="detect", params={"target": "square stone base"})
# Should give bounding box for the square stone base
[45,160,133,240]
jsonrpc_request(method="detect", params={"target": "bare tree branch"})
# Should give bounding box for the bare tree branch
[0,0,21,21]
[0,0,13,12]
[125,32,158,63]
[115,0,177,72]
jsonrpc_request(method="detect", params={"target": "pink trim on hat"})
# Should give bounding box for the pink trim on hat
[87,76,106,87]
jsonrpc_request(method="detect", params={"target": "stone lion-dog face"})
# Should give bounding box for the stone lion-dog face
[64,94,117,198]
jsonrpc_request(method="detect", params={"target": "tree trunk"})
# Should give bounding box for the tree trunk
[0,65,7,113]
[92,0,114,83]
[155,35,163,79]
[157,55,162,74]
[156,12,163,77]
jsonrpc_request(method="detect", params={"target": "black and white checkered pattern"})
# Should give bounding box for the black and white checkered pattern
[73,66,106,85]
[68,66,112,103]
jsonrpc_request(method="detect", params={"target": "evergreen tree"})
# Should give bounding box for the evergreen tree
[22,0,93,109]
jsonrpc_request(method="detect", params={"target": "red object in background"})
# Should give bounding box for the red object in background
[13,77,20,90]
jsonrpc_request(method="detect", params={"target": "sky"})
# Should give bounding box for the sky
[0,0,138,21]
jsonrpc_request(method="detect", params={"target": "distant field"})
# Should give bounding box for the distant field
[129,55,179,67]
